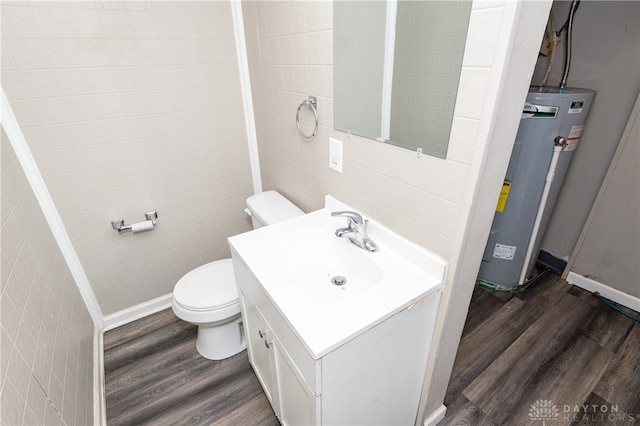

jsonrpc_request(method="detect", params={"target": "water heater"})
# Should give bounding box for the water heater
[477,86,595,290]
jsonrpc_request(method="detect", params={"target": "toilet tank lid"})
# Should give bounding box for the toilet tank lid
[246,190,304,226]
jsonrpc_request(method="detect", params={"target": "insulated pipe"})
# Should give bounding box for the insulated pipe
[518,137,567,285]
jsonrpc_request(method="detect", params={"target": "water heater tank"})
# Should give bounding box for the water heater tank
[477,86,595,290]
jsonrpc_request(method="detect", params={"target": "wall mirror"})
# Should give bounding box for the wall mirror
[334,0,472,158]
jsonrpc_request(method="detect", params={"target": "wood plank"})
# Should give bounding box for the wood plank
[593,323,640,415]
[104,308,181,349]
[105,330,197,397]
[569,393,620,426]
[571,286,636,353]
[443,276,640,426]
[439,395,490,426]
[104,308,279,426]
[506,335,612,425]
[515,269,571,308]
[107,351,255,425]
[460,286,510,337]
[487,287,515,301]
[445,297,540,406]
[212,394,279,426]
[462,292,596,423]
[104,314,194,373]
[136,361,265,426]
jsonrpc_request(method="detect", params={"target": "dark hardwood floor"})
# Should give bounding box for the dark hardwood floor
[104,270,639,425]
[442,270,640,426]
[103,310,279,426]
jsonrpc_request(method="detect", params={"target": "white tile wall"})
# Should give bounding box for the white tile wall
[243,0,481,260]
[1,129,94,426]
[1,1,254,315]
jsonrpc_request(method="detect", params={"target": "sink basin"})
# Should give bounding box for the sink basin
[273,227,384,298]
[228,195,446,358]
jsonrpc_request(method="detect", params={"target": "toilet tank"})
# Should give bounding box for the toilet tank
[245,191,304,229]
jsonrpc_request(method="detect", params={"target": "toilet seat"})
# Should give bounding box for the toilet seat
[172,259,240,323]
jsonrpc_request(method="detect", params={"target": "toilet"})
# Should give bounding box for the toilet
[171,191,304,360]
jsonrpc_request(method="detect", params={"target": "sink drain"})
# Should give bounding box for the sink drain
[331,276,347,286]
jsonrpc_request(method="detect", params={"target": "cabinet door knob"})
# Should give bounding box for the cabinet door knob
[264,339,271,349]
[258,329,264,338]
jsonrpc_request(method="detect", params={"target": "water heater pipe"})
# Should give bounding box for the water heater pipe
[560,0,580,90]
[540,8,557,87]
[518,137,566,285]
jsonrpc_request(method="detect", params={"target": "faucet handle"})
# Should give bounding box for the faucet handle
[331,210,363,227]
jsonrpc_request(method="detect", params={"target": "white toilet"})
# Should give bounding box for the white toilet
[171,191,304,360]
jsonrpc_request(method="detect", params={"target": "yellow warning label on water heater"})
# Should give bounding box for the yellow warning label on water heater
[496,180,511,212]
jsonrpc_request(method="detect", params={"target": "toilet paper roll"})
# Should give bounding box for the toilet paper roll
[131,220,154,234]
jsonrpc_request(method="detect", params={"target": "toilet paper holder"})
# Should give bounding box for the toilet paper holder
[111,211,158,233]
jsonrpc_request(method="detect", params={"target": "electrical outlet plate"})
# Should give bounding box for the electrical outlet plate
[329,137,343,173]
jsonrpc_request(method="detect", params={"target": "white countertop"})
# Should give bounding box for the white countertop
[228,196,446,359]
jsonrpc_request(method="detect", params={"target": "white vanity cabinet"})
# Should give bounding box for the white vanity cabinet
[233,254,442,426]
[228,197,446,425]
[239,289,320,425]
[239,294,279,405]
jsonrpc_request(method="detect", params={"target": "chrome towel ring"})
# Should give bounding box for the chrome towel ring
[296,96,318,140]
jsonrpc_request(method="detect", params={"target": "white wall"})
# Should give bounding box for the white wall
[534,1,640,262]
[1,1,254,315]
[569,95,639,301]
[1,128,94,425]
[243,0,473,262]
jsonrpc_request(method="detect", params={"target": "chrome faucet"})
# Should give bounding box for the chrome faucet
[331,211,379,252]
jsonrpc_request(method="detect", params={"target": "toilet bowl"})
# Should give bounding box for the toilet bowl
[172,259,242,360]
[171,191,304,360]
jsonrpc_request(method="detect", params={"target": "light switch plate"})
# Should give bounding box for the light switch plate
[329,137,343,173]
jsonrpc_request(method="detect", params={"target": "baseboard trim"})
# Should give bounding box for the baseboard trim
[103,294,173,332]
[423,404,447,426]
[567,272,640,311]
[93,326,106,425]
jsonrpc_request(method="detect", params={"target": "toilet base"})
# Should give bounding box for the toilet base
[196,315,246,360]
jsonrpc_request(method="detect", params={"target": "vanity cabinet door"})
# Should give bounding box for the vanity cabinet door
[241,290,318,425]
[274,344,319,426]
[239,292,279,412]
